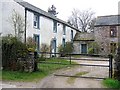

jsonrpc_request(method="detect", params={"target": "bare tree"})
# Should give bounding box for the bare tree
[9,9,25,40]
[68,9,95,32]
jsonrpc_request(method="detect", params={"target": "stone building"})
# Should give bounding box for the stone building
[73,32,94,54]
[74,15,120,55]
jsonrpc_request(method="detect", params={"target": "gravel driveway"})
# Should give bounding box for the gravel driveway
[2,57,109,88]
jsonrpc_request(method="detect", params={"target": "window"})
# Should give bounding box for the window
[34,14,39,29]
[110,26,117,37]
[53,21,57,33]
[33,34,40,50]
[62,38,65,47]
[63,25,66,35]
[110,43,117,53]
[71,30,73,41]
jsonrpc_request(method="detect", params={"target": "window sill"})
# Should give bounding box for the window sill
[110,36,117,38]
[33,27,40,30]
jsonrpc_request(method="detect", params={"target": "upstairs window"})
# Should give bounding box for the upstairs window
[110,26,117,37]
[34,14,39,29]
[53,21,57,33]
[63,25,66,35]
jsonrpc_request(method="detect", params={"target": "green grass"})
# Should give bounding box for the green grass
[0,70,2,80]
[2,58,76,82]
[67,71,89,84]
[71,55,81,58]
[75,72,88,76]
[103,78,120,89]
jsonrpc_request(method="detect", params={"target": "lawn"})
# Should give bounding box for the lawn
[103,78,120,89]
[2,58,76,82]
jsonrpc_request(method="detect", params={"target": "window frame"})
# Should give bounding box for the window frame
[33,14,40,29]
[63,25,66,35]
[53,21,57,33]
[110,26,117,37]
[110,43,117,53]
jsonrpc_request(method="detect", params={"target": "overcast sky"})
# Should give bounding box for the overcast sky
[24,0,119,21]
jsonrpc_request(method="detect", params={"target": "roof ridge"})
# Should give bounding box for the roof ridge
[97,15,120,18]
[14,0,80,31]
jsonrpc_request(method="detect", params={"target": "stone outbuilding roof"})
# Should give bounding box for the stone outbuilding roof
[14,0,80,32]
[95,15,120,26]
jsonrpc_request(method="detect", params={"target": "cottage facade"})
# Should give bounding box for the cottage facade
[74,15,120,55]
[1,0,79,53]
[94,15,120,55]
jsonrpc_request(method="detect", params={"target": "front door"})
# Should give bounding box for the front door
[81,44,87,54]
[52,39,57,56]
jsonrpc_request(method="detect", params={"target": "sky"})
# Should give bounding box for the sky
[24,0,119,21]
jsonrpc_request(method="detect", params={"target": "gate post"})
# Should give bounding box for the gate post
[69,54,71,64]
[109,54,113,78]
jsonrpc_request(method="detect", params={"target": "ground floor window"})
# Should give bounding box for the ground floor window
[110,43,117,53]
[33,34,40,51]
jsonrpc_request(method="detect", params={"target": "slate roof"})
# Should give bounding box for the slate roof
[95,15,120,26]
[14,0,79,32]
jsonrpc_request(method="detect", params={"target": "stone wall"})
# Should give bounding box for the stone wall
[94,26,118,55]
[17,52,35,72]
[73,41,80,54]
[73,32,94,54]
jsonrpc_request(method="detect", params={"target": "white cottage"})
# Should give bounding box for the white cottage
[1,0,79,53]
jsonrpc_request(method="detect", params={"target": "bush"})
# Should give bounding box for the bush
[26,37,36,51]
[114,46,120,81]
[103,78,120,88]
[88,42,100,54]
[58,42,73,56]
[38,43,50,60]
[2,36,28,70]
[88,48,94,54]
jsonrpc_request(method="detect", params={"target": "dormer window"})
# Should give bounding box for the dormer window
[110,26,117,37]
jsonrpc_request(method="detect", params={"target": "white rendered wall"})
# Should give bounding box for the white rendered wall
[1,0,77,52]
[26,10,77,51]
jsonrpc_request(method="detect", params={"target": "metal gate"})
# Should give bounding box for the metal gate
[39,52,113,79]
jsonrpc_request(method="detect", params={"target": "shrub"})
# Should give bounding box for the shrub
[103,78,120,88]
[2,35,28,70]
[58,42,73,56]
[114,46,120,81]
[88,42,100,54]
[88,48,94,54]
[40,43,49,52]
[26,37,36,50]
[40,43,50,59]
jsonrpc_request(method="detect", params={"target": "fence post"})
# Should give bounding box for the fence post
[70,54,71,64]
[109,54,113,78]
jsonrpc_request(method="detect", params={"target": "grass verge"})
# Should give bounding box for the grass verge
[2,58,76,82]
[103,78,120,89]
